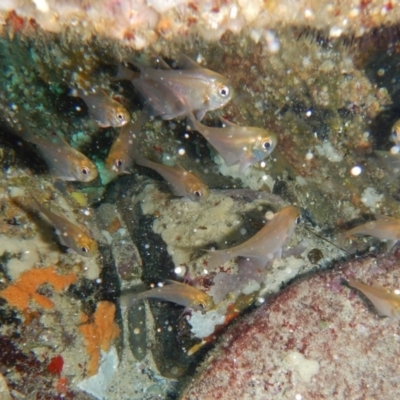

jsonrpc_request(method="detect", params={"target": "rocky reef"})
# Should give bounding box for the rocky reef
[0,1,400,399]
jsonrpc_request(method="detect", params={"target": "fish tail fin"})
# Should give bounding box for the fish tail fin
[205,249,230,270]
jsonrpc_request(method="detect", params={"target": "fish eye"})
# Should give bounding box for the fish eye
[115,158,123,168]
[262,139,272,151]
[81,246,89,253]
[198,301,206,309]
[117,113,124,120]
[81,167,90,175]
[295,216,301,224]
[218,85,230,98]
[194,190,202,197]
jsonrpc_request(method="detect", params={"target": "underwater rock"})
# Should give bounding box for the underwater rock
[182,251,400,399]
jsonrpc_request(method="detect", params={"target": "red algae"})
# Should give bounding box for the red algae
[182,251,400,399]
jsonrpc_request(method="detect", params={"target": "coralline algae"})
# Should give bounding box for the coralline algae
[182,252,400,399]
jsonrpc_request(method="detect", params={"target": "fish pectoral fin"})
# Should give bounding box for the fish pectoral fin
[195,110,206,121]
[239,157,252,174]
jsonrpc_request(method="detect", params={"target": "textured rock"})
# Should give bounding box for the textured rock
[182,251,400,399]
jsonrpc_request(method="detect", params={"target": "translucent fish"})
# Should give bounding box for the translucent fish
[17,129,98,182]
[348,278,400,317]
[125,54,233,120]
[71,88,130,128]
[187,112,278,173]
[136,156,209,201]
[105,111,148,174]
[121,280,214,311]
[31,196,98,257]
[207,206,300,269]
[390,119,400,146]
[344,215,400,250]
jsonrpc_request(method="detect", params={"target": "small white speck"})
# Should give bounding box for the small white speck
[305,151,314,160]
[257,297,265,304]
[178,148,185,155]
[174,266,184,276]
[96,278,102,284]
[144,244,150,249]
[295,394,303,400]
[203,269,209,274]
[260,161,266,168]
[377,68,385,77]
[184,133,190,139]
[351,166,362,176]
[230,5,238,19]
[157,282,164,287]
[75,106,81,112]
[306,110,312,117]
[329,26,343,38]
[304,9,313,19]
[240,228,247,235]
[390,146,400,154]
[83,209,90,216]
[262,174,268,181]
[265,211,274,220]
[394,289,400,295]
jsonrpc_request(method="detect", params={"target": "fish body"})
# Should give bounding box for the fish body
[391,119,400,146]
[187,113,277,173]
[129,55,232,121]
[31,196,98,257]
[136,156,209,201]
[122,280,214,311]
[71,88,130,128]
[106,111,148,174]
[17,130,98,182]
[344,215,400,250]
[348,278,400,317]
[208,206,300,269]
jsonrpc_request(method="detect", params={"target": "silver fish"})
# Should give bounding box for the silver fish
[136,156,209,201]
[391,119,400,147]
[17,129,98,182]
[187,112,278,173]
[30,196,98,257]
[126,54,232,121]
[207,206,300,269]
[105,111,148,174]
[71,88,130,128]
[344,215,400,250]
[348,278,400,318]
[121,280,214,311]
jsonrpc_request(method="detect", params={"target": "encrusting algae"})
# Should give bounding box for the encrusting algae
[78,300,120,376]
[0,266,77,311]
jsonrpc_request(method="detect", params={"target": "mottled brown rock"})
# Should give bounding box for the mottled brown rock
[182,251,400,399]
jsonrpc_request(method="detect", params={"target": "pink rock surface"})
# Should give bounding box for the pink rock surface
[182,252,400,399]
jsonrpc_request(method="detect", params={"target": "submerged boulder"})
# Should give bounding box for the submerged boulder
[182,251,400,399]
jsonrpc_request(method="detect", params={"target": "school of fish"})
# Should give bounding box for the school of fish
[8,54,400,321]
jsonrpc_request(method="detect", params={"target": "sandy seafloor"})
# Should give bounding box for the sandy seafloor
[1,2,400,399]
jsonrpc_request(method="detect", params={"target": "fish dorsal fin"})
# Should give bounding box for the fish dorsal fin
[375,214,400,223]
[219,117,238,128]
[154,56,171,70]
[164,279,181,286]
[176,54,201,69]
